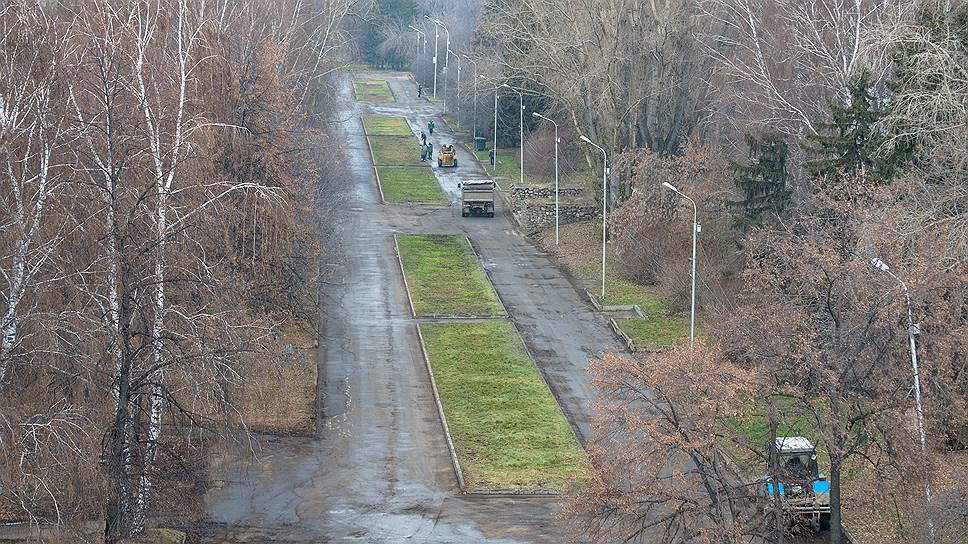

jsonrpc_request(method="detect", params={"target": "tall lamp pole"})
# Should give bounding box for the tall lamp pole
[533,112,559,244]
[579,135,608,301]
[481,75,497,173]
[423,16,438,98]
[870,257,935,542]
[502,84,524,185]
[407,25,425,55]
[463,56,478,140]
[448,50,461,128]
[661,182,699,347]
[432,19,450,106]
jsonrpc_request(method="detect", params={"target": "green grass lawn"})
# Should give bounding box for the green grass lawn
[591,277,690,349]
[353,79,394,102]
[362,115,412,136]
[368,136,424,166]
[474,147,525,182]
[396,234,505,317]
[420,321,584,490]
[377,167,445,204]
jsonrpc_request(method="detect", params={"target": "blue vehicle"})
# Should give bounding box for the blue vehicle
[759,436,831,531]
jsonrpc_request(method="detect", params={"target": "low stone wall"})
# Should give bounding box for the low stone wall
[517,203,598,232]
[505,184,597,233]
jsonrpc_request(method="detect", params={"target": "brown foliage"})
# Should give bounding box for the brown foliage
[609,143,740,312]
[561,345,766,544]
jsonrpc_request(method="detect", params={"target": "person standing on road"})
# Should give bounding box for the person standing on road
[417,83,422,98]
[420,144,427,162]
[420,130,427,146]
[427,142,433,163]
[489,147,495,167]
[428,120,435,135]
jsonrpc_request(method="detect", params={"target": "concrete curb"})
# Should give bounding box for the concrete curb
[415,322,467,492]
[373,166,387,204]
[609,317,636,352]
[463,235,510,319]
[392,235,418,318]
[585,289,644,317]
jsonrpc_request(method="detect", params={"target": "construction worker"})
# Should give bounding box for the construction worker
[420,130,427,146]
[428,119,435,135]
[418,83,422,97]
[427,141,433,162]
[420,144,427,162]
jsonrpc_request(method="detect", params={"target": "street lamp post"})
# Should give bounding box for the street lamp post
[448,50,461,128]
[533,112,559,244]
[480,75,497,172]
[870,257,936,542]
[463,56,478,140]
[502,84,524,185]
[432,19,450,106]
[661,182,699,347]
[407,25,425,55]
[579,135,608,301]
[423,16,438,98]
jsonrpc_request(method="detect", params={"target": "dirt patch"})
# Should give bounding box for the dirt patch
[236,331,317,436]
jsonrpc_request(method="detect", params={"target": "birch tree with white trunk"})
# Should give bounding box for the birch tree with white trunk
[0,5,76,387]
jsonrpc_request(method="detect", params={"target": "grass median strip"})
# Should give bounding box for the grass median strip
[368,135,424,166]
[362,115,412,136]
[420,321,584,490]
[378,167,445,204]
[396,234,504,317]
[353,79,393,102]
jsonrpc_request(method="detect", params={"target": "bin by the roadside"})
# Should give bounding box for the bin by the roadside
[474,137,486,151]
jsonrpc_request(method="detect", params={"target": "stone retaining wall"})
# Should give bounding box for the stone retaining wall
[505,184,598,233]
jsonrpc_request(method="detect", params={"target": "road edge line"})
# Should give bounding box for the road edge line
[392,235,418,318]
[415,322,467,492]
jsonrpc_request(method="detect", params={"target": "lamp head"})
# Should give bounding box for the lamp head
[579,135,591,144]
[870,258,890,272]
[531,112,541,118]
[662,182,678,192]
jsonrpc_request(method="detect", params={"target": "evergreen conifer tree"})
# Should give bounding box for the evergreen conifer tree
[729,133,791,229]
[805,71,911,183]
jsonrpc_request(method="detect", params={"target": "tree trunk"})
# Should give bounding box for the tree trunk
[829,454,843,544]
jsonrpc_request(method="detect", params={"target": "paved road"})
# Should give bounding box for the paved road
[203,71,621,543]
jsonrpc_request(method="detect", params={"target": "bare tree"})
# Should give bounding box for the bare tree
[561,346,768,544]
[701,0,914,138]
[0,4,77,386]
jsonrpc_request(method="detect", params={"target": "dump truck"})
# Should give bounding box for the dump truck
[438,144,457,167]
[759,436,831,531]
[459,180,495,217]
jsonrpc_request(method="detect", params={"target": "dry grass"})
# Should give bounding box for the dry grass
[237,331,317,435]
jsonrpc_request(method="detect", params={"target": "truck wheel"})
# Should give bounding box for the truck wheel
[488,212,494,218]
[453,160,458,167]
[462,211,468,217]
[819,513,830,531]
[438,159,442,167]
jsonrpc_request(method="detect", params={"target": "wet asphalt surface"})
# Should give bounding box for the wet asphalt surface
[203,71,624,543]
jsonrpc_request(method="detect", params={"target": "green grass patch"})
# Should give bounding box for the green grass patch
[362,115,412,136]
[378,167,445,204]
[420,321,584,490]
[396,234,504,317]
[593,277,691,348]
[368,135,424,166]
[353,79,394,102]
[474,147,527,182]
[616,317,689,349]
